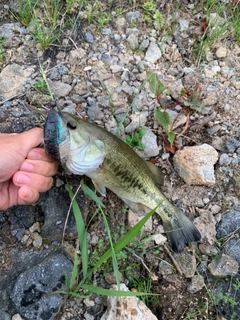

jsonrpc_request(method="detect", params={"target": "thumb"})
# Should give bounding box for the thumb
[18,128,43,154]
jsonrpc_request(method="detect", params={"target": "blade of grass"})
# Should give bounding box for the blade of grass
[66,180,88,279]
[100,207,120,291]
[81,179,104,207]
[81,284,157,297]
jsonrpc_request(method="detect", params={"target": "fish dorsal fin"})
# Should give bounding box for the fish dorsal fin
[145,161,164,187]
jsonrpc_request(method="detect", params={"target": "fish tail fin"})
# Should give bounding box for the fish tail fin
[162,210,201,253]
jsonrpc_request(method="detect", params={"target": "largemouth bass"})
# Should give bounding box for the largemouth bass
[44,109,201,252]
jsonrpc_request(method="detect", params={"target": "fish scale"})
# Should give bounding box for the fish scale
[44,109,201,253]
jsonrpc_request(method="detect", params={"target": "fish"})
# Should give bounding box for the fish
[44,109,201,253]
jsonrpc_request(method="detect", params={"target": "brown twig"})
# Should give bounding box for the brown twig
[163,245,183,275]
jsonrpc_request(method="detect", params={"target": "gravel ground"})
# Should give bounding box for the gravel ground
[0,1,240,320]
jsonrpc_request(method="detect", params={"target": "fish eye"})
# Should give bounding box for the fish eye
[67,121,77,130]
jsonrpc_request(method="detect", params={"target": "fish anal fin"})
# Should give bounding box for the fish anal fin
[92,179,106,196]
[122,198,151,216]
[145,161,164,187]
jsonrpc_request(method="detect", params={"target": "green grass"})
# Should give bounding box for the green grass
[193,0,240,63]
[63,178,161,299]
[0,36,5,63]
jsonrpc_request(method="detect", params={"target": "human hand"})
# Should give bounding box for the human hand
[0,128,58,210]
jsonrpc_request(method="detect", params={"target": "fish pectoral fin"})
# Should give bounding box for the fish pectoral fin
[122,198,151,216]
[145,161,164,187]
[92,179,106,196]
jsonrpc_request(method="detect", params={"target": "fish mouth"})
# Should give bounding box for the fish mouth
[44,109,68,164]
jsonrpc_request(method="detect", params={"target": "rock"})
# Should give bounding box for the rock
[167,109,187,130]
[121,81,134,95]
[202,91,218,106]
[159,260,174,276]
[211,136,227,152]
[187,274,205,293]
[194,210,216,245]
[226,138,240,153]
[199,244,219,256]
[127,33,139,50]
[215,47,227,58]
[151,233,167,245]
[100,283,158,320]
[69,48,86,59]
[173,144,218,185]
[0,63,35,98]
[116,17,126,33]
[139,39,149,51]
[12,314,23,320]
[104,272,124,285]
[85,32,94,43]
[136,127,159,158]
[102,28,112,35]
[223,238,240,265]
[145,42,161,64]
[217,210,240,238]
[210,204,221,214]
[128,209,152,232]
[125,113,147,133]
[213,275,240,319]
[126,11,141,23]
[40,187,87,242]
[74,81,92,95]
[0,310,11,320]
[219,153,232,166]
[174,250,196,278]
[208,254,238,277]
[10,254,72,320]
[110,65,123,73]
[49,80,72,97]
[87,104,104,121]
[179,19,190,32]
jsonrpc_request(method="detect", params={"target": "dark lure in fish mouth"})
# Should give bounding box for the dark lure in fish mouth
[44,109,68,164]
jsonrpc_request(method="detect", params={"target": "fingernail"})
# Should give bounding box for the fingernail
[28,150,41,160]
[17,173,30,185]
[21,162,34,172]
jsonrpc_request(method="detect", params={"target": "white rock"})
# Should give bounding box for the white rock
[173,144,219,186]
[12,314,24,320]
[152,233,167,245]
[100,283,158,320]
[194,210,216,245]
[215,47,227,58]
[0,63,35,98]
[136,127,159,159]
[145,42,161,64]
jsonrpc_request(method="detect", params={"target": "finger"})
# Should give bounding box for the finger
[18,128,43,154]
[18,186,40,205]
[13,172,54,192]
[20,159,58,177]
[27,148,53,161]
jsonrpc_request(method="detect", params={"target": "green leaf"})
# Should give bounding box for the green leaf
[147,72,165,96]
[154,109,170,132]
[81,284,157,297]
[81,179,104,207]
[67,181,88,279]
[69,250,79,290]
[167,131,175,146]
[124,128,146,151]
